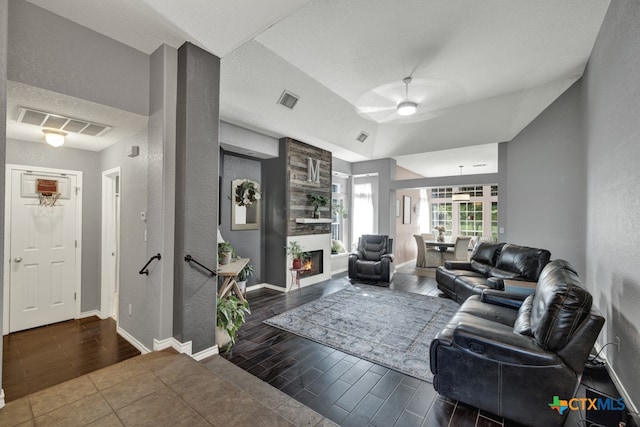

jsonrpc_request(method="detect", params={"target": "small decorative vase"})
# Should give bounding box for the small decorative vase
[215,327,231,349]
[437,233,445,243]
[313,208,320,219]
[220,252,232,265]
[293,258,302,269]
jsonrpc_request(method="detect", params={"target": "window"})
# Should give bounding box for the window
[431,187,452,199]
[459,186,483,197]
[431,203,452,231]
[491,185,498,196]
[459,202,483,236]
[352,182,374,244]
[491,201,498,241]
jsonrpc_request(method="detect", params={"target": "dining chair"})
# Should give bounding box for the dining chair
[442,236,472,262]
[414,235,427,268]
[421,232,435,241]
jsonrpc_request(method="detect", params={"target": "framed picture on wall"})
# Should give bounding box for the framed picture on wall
[403,195,411,224]
[231,179,261,230]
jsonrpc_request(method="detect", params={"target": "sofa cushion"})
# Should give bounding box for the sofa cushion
[513,295,534,336]
[470,242,505,275]
[530,260,592,351]
[493,244,551,281]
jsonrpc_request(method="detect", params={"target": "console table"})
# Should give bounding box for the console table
[218,258,249,302]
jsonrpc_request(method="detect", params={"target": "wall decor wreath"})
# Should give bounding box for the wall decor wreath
[234,180,261,207]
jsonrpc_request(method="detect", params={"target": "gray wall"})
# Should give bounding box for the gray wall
[147,44,178,343]
[582,0,640,410]
[8,1,149,115]
[221,152,262,286]
[7,139,102,311]
[99,133,149,345]
[173,43,220,353]
[505,81,586,276]
[503,0,640,410]
[0,0,8,396]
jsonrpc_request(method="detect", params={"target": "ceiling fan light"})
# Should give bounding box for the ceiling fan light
[397,101,417,116]
[43,130,66,147]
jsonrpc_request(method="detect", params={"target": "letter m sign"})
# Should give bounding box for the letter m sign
[307,158,321,184]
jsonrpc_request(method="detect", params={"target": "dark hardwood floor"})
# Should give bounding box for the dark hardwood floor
[222,270,634,427]
[2,316,140,402]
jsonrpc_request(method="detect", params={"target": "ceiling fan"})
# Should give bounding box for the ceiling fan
[354,76,465,123]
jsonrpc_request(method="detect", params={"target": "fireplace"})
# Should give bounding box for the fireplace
[300,250,323,278]
[285,234,332,290]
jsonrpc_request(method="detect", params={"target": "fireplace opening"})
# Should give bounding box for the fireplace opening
[301,250,323,278]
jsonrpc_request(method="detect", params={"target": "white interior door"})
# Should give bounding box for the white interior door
[9,169,78,332]
[101,168,120,320]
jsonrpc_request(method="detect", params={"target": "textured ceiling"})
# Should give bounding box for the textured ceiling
[18,0,610,177]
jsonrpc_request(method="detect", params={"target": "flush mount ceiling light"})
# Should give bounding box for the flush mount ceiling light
[397,77,418,116]
[452,165,471,202]
[43,130,66,148]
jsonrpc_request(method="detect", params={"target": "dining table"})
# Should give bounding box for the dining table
[425,240,455,252]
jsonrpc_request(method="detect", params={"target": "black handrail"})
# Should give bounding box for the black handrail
[184,254,217,277]
[139,253,161,275]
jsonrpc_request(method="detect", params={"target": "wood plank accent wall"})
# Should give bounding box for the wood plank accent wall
[285,138,332,236]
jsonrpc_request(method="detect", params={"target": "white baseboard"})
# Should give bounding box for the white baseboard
[78,310,108,320]
[595,342,639,424]
[153,337,192,355]
[152,337,218,361]
[0,389,5,409]
[191,345,219,361]
[117,326,150,354]
[246,282,286,293]
[331,268,348,275]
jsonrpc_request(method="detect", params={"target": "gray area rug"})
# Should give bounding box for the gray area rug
[264,284,459,382]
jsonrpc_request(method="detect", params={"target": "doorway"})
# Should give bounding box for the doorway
[101,167,121,321]
[3,165,83,333]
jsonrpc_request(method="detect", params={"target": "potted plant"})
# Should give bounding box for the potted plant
[332,204,348,219]
[216,295,250,349]
[218,241,233,265]
[236,262,254,294]
[308,193,329,219]
[286,241,307,269]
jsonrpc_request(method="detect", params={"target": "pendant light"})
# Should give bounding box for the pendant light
[452,165,470,202]
[397,77,418,116]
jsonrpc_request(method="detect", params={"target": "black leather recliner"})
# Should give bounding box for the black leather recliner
[430,259,604,427]
[348,235,394,285]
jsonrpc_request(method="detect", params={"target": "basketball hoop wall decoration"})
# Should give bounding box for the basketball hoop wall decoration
[36,178,60,207]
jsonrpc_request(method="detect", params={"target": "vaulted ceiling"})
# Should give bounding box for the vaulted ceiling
[21,0,610,177]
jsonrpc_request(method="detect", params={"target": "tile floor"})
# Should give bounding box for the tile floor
[0,350,336,426]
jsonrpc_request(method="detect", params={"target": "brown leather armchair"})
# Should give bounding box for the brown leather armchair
[348,235,394,285]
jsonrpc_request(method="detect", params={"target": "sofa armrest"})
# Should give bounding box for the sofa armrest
[443,261,473,271]
[486,277,504,290]
[451,323,562,366]
[481,289,528,310]
[349,250,364,260]
[381,253,394,262]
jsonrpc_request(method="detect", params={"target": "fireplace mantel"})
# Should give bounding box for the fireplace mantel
[295,218,332,224]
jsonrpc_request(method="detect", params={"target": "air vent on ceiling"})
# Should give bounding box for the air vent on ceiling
[473,163,487,167]
[277,91,299,109]
[17,107,112,137]
[356,131,369,143]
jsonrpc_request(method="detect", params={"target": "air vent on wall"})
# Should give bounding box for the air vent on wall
[17,107,112,137]
[356,131,369,143]
[277,91,299,109]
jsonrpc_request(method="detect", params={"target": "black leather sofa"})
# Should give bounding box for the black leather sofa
[430,259,605,427]
[436,242,551,303]
[348,235,394,285]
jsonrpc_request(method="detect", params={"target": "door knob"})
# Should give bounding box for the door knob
[14,257,22,263]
